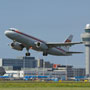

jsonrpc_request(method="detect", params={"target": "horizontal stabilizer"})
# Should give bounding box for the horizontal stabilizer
[66,51,83,54]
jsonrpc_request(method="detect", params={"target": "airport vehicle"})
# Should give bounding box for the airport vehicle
[5,28,82,56]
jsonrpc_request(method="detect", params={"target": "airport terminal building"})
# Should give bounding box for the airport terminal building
[0,57,37,70]
[0,56,85,80]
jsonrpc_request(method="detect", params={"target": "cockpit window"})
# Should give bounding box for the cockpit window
[8,28,15,31]
[11,30,15,31]
[8,28,19,32]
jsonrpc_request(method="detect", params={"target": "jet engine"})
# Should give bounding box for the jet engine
[10,42,24,51]
[35,42,48,50]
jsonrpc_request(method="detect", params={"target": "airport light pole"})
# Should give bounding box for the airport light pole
[43,60,45,76]
[23,57,25,77]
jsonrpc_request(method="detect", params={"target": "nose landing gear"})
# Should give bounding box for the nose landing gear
[25,48,31,56]
[25,52,30,56]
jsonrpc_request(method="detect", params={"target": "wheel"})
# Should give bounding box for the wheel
[43,52,48,56]
[25,53,30,56]
[26,53,30,56]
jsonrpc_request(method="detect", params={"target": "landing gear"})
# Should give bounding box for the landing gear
[25,48,30,56]
[43,52,48,56]
[25,52,30,56]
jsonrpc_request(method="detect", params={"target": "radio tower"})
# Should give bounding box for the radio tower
[81,24,90,77]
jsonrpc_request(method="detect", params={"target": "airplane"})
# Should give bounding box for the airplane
[5,28,83,56]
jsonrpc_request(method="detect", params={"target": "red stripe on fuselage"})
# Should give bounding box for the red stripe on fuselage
[14,30,66,53]
[15,30,46,44]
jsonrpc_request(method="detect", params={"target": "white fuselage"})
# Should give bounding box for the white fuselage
[5,30,70,56]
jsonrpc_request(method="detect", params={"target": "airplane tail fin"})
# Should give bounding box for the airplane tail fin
[64,35,73,51]
[65,35,73,43]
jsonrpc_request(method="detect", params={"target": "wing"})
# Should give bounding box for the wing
[46,42,83,48]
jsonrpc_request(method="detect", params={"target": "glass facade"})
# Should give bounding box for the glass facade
[82,38,90,41]
[85,29,90,33]
[1,57,37,70]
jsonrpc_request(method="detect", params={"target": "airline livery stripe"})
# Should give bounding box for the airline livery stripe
[14,30,46,44]
[14,30,66,53]
[65,39,71,42]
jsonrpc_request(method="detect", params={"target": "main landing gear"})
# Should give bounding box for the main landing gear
[43,52,48,56]
[25,48,30,56]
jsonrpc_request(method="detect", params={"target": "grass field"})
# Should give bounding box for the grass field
[0,81,90,90]
[0,87,90,90]
[0,81,90,88]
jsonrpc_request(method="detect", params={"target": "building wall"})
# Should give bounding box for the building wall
[73,68,85,77]
[0,57,37,70]
[37,59,53,68]
[0,58,2,66]
[4,70,24,78]
[0,57,86,79]
[37,59,43,68]
[4,68,66,79]
[45,61,53,68]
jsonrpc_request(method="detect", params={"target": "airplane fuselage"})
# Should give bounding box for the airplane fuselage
[5,30,69,56]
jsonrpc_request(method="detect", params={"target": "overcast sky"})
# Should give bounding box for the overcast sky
[0,0,90,68]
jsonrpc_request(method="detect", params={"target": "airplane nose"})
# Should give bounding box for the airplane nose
[4,30,10,37]
[5,30,17,39]
[4,30,14,38]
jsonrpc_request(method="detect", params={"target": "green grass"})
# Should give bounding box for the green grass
[0,87,90,90]
[0,81,90,88]
[0,81,90,90]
